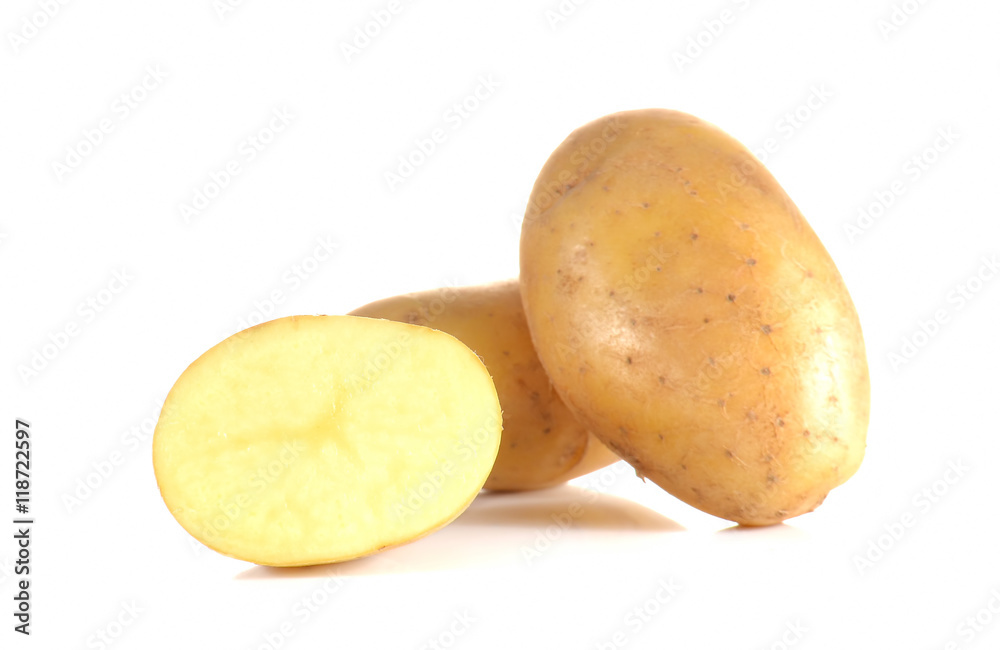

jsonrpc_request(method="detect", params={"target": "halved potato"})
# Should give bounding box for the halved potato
[153,315,501,566]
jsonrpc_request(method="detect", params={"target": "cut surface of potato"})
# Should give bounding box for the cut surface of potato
[350,280,618,491]
[153,315,501,566]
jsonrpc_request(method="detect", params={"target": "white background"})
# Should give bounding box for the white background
[2,0,999,648]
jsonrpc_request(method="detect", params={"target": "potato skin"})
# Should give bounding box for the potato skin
[349,280,618,491]
[519,109,870,525]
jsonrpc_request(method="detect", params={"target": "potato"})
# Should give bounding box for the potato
[153,315,501,565]
[350,279,618,491]
[519,109,870,525]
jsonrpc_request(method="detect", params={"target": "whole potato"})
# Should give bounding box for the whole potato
[519,109,870,525]
[350,279,618,491]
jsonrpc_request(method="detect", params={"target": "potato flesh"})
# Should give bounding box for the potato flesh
[349,280,618,491]
[520,109,870,525]
[153,315,501,566]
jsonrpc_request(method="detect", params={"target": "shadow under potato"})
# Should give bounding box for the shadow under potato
[454,485,683,533]
[715,522,805,537]
[236,485,681,580]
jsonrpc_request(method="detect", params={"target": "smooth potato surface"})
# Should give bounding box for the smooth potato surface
[153,315,501,565]
[519,109,870,525]
[350,280,618,491]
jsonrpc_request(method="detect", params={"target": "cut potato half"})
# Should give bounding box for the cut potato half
[153,315,501,566]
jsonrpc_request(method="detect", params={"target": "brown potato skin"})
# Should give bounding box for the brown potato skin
[349,280,618,491]
[519,109,870,525]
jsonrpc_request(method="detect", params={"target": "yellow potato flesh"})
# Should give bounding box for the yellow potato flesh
[153,315,501,565]
[520,109,870,525]
[350,280,618,491]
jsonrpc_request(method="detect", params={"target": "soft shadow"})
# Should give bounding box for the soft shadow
[236,486,681,580]
[453,485,683,533]
[715,522,807,538]
[236,553,393,580]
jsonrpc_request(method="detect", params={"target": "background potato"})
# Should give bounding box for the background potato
[519,109,870,525]
[350,279,619,491]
